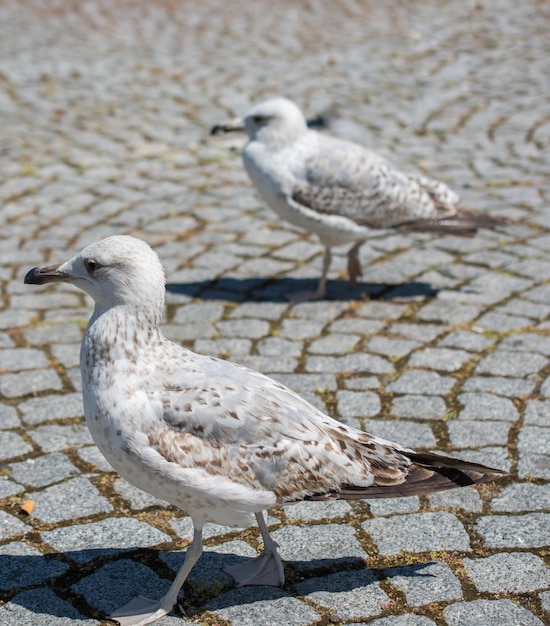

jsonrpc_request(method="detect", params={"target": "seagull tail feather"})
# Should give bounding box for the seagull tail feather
[307,451,506,501]
[397,206,514,237]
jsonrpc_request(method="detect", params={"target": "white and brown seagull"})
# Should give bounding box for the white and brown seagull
[25,235,505,626]
[212,97,511,300]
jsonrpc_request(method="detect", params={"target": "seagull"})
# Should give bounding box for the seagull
[25,235,505,626]
[211,97,511,300]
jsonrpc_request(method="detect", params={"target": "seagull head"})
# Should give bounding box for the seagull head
[211,97,308,148]
[24,235,166,317]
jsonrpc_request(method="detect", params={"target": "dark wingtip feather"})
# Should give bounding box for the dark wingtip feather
[398,207,514,237]
[333,450,507,500]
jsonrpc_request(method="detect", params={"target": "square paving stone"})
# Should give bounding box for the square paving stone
[256,336,303,358]
[306,353,394,375]
[462,376,535,397]
[518,426,550,456]
[407,348,471,372]
[18,393,84,425]
[72,559,175,617]
[446,420,510,448]
[0,588,98,625]
[368,616,437,626]
[0,348,49,371]
[9,453,80,487]
[367,496,419,517]
[463,552,550,593]
[366,336,420,358]
[491,483,550,512]
[417,300,482,325]
[439,330,493,352]
[390,395,447,420]
[41,517,171,562]
[0,402,20,428]
[518,451,550,480]
[0,510,31,540]
[271,373,337,393]
[0,430,33,461]
[294,569,389,621]
[389,323,445,343]
[279,319,326,340]
[450,447,511,472]
[330,318,385,335]
[337,390,381,418]
[364,420,436,449]
[216,319,270,339]
[309,333,360,355]
[474,311,532,332]
[0,369,64,398]
[284,499,352,522]
[362,512,470,556]
[0,477,24,498]
[28,422,93,452]
[428,488,482,512]
[501,333,550,355]
[203,586,320,626]
[384,560,462,607]
[355,302,406,321]
[113,477,168,509]
[443,598,544,626]
[345,376,380,390]
[270,524,367,571]
[386,371,455,395]
[476,513,550,548]
[0,541,69,590]
[77,445,114,472]
[476,351,548,377]
[524,400,550,426]
[31,476,113,523]
[457,393,518,421]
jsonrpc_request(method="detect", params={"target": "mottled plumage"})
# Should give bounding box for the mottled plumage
[25,236,505,626]
[212,97,510,299]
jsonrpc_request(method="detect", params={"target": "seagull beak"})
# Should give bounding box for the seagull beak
[210,117,245,136]
[24,263,69,285]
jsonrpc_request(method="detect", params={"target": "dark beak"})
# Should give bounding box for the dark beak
[210,117,245,136]
[24,264,67,285]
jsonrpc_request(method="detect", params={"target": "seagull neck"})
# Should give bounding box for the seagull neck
[87,304,163,351]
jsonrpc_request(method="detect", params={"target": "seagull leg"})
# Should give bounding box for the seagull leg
[347,240,364,287]
[223,512,285,587]
[287,245,331,301]
[109,526,204,626]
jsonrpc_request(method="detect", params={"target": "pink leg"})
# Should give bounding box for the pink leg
[347,241,364,287]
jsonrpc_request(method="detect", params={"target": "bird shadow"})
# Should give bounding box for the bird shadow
[167,276,439,303]
[0,549,436,620]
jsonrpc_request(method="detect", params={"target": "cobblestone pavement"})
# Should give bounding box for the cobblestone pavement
[1,0,549,624]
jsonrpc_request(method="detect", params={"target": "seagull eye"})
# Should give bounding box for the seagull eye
[85,259,98,274]
[251,115,264,124]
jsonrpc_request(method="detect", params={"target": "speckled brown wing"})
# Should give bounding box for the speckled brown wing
[144,347,504,505]
[290,135,444,228]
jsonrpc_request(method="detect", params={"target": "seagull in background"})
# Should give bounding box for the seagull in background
[212,97,511,300]
[25,235,505,625]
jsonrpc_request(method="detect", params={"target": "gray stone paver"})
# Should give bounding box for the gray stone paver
[476,513,550,549]
[444,599,545,626]
[463,552,550,594]
[1,1,549,625]
[31,476,113,523]
[294,569,389,620]
[362,512,470,556]
[385,561,462,607]
[0,542,70,590]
